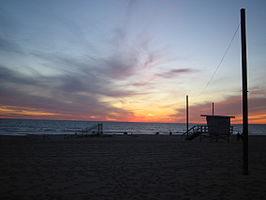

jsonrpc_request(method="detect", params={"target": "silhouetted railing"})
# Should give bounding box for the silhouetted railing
[182,125,208,137]
[78,123,103,135]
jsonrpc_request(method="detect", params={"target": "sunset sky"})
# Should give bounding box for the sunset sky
[0,0,266,123]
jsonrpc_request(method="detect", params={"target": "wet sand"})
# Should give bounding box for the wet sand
[0,134,266,200]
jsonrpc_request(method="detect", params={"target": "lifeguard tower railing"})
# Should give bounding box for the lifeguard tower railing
[182,125,233,141]
[75,123,103,136]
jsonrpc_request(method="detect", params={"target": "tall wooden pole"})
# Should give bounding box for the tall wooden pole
[186,95,189,136]
[241,8,248,175]
[212,102,215,116]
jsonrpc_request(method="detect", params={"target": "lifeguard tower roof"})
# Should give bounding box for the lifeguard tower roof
[201,115,235,118]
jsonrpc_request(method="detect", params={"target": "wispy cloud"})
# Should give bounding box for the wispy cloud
[0,37,22,54]
[0,62,136,121]
[0,1,169,121]
[0,8,24,54]
[131,68,196,88]
[156,68,196,78]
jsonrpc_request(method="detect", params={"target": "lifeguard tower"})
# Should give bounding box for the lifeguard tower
[200,115,235,142]
[184,115,234,142]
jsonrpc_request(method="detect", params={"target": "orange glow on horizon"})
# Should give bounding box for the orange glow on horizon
[1,105,266,124]
[1,113,266,124]
[0,106,59,117]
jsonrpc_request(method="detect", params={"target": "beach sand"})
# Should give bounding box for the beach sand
[1,134,266,200]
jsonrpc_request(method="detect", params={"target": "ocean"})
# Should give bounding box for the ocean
[0,118,266,136]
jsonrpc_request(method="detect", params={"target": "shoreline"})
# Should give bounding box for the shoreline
[1,133,266,138]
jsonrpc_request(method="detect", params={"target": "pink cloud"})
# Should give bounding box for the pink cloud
[156,68,196,78]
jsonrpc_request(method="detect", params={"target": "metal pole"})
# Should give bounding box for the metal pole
[212,102,215,116]
[241,8,248,175]
[186,95,189,136]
